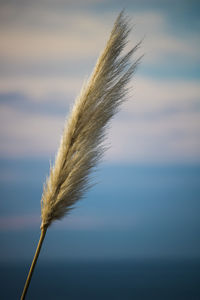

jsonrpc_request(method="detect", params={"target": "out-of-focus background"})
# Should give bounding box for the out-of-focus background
[0,0,200,299]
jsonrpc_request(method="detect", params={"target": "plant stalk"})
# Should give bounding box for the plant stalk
[21,227,47,300]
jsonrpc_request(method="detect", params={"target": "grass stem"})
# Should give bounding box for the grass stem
[21,227,47,300]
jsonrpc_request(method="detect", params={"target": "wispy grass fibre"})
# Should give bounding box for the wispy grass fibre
[41,12,141,229]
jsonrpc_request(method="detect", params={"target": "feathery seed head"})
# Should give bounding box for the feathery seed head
[40,11,142,229]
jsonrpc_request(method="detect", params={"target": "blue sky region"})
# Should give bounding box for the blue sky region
[0,0,200,261]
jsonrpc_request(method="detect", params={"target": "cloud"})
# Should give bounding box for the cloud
[0,5,199,163]
[0,214,40,231]
[0,77,199,162]
[0,105,64,157]
[0,75,199,116]
[126,77,200,115]
[0,76,83,100]
[126,12,200,70]
[0,213,136,231]
[105,77,200,163]
[0,10,111,65]
[106,109,200,163]
[0,8,199,74]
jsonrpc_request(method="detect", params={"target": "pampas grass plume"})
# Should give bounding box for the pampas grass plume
[21,11,142,299]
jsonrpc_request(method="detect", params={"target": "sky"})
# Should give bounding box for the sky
[0,0,200,262]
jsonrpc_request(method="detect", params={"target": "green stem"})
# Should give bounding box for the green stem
[21,227,47,300]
